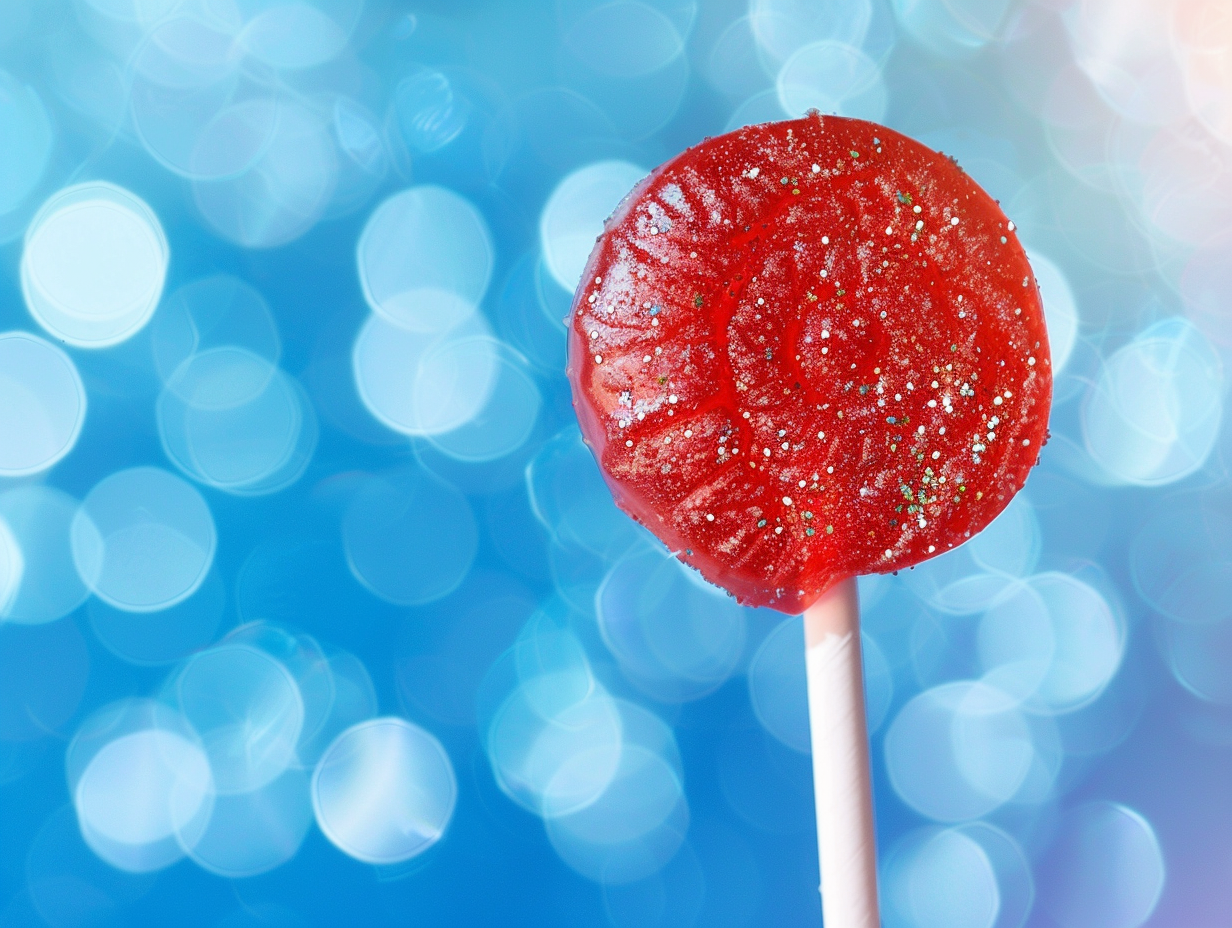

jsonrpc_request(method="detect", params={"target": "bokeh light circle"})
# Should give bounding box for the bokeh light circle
[0,515,20,617]
[193,99,339,249]
[77,731,211,846]
[1067,0,1185,127]
[352,312,499,438]
[883,827,1000,928]
[559,0,688,79]
[158,349,318,496]
[1027,249,1079,374]
[312,717,457,865]
[545,744,688,884]
[965,492,1042,580]
[331,96,389,217]
[749,0,872,67]
[487,674,624,819]
[885,681,1034,822]
[1082,318,1222,485]
[1130,503,1232,626]
[423,341,542,463]
[597,546,746,702]
[540,160,647,292]
[357,185,493,332]
[177,767,313,878]
[0,70,53,215]
[71,713,215,875]
[891,0,1013,57]
[748,618,893,753]
[978,573,1124,714]
[0,485,91,625]
[166,642,305,795]
[1158,616,1232,704]
[747,615,810,754]
[700,14,770,101]
[1037,802,1165,928]
[527,426,646,560]
[1180,236,1232,348]
[237,2,354,71]
[87,569,226,666]
[776,41,887,122]
[72,467,217,613]
[0,332,86,477]
[151,275,282,389]
[126,10,248,180]
[22,182,168,348]
[389,67,468,156]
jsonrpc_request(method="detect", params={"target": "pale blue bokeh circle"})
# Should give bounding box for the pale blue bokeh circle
[72,467,217,614]
[0,332,86,477]
[312,717,457,865]
[22,182,168,348]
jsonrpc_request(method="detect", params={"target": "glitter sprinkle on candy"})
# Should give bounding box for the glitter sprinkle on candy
[567,113,1052,613]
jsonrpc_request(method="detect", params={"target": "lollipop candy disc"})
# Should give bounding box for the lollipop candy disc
[567,114,1051,613]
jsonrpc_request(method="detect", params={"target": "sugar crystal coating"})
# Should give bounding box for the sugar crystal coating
[567,114,1052,613]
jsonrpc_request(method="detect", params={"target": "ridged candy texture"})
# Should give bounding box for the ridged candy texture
[568,114,1052,613]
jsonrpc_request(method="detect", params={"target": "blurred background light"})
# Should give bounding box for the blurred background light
[559,0,692,79]
[882,821,1035,928]
[158,349,318,495]
[750,0,872,66]
[21,182,168,348]
[151,275,282,388]
[776,40,888,122]
[422,340,543,463]
[977,572,1124,713]
[357,185,493,332]
[882,826,1001,928]
[891,0,1013,58]
[597,545,747,702]
[885,681,1034,822]
[0,486,91,625]
[0,515,21,617]
[481,613,625,818]
[87,568,226,665]
[1035,802,1165,928]
[749,617,893,752]
[0,0,1227,922]
[389,67,469,156]
[352,311,498,437]
[528,426,647,559]
[1027,249,1078,374]
[193,99,341,249]
[312,717,457,864]
[162,642,304,794]
[540,160,648,292]
[1082,317,1223,485]
[71,466,217,613]
[179,766,314,877]
[65,699,214,874]
[0,332,86,477]
[236,0,362,72]
[0,70,52,216]
[75,728,214,873]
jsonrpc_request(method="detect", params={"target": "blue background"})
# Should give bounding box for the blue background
[0,0,1229,925]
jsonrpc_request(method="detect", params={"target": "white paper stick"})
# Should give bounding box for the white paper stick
[803,577,880,927]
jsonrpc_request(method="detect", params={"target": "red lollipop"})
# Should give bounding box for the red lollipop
[567,114,1051,927]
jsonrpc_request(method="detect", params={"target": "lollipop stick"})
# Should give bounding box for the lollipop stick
[803,577,880,927]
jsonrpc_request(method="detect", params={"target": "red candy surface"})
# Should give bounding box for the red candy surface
[566,114,1052,613]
